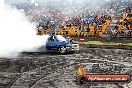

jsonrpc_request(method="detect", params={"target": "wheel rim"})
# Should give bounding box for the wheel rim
[59,46,66,53]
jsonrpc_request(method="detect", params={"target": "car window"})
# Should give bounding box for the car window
[49,36,58,41]
[56,35,66,41]
[49,36,55,41]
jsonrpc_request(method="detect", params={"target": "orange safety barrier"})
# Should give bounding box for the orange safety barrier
[102,24,107,33]
[80,32,87,37]
[89,25,94,36]
[67,31,75,36]
[118,24,123,31]
[99,32,103,37]
[66,26,79,36]
[84,26,89,29]
[83,32,87,37]
[76,32,81,37]
[106,19,111,25]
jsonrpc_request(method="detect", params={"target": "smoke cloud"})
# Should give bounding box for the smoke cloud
[0,1,47,57]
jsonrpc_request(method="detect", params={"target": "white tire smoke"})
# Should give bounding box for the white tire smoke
[0,2,47,57]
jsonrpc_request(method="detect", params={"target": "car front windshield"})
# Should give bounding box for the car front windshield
[56,35,66,42]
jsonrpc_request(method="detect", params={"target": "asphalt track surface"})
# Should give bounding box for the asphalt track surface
[0,46,132,88]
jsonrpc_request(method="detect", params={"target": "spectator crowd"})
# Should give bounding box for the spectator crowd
[111,9,132,38]
[12,0,131,38]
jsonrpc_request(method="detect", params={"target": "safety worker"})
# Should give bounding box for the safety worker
[77,64,86,76]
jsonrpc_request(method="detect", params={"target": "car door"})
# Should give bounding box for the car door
[46,36,58,49]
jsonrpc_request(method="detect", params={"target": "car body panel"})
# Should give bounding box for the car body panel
[46,35,79,53]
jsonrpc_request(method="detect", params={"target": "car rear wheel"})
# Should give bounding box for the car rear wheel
[58,46,67,54]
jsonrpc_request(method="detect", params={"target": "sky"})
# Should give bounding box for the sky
[4,0,109,4]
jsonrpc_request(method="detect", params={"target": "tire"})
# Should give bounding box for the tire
[77,76,86,84]
[58,46,67,54]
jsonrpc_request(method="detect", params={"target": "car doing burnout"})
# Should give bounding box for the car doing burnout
[46,35,79,53]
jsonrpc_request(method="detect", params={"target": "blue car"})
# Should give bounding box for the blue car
[46,35,79,54]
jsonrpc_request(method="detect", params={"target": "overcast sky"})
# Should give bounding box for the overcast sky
[4,0,109,4]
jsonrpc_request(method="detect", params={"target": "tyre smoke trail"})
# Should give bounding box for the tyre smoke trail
[0,1,47,57]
